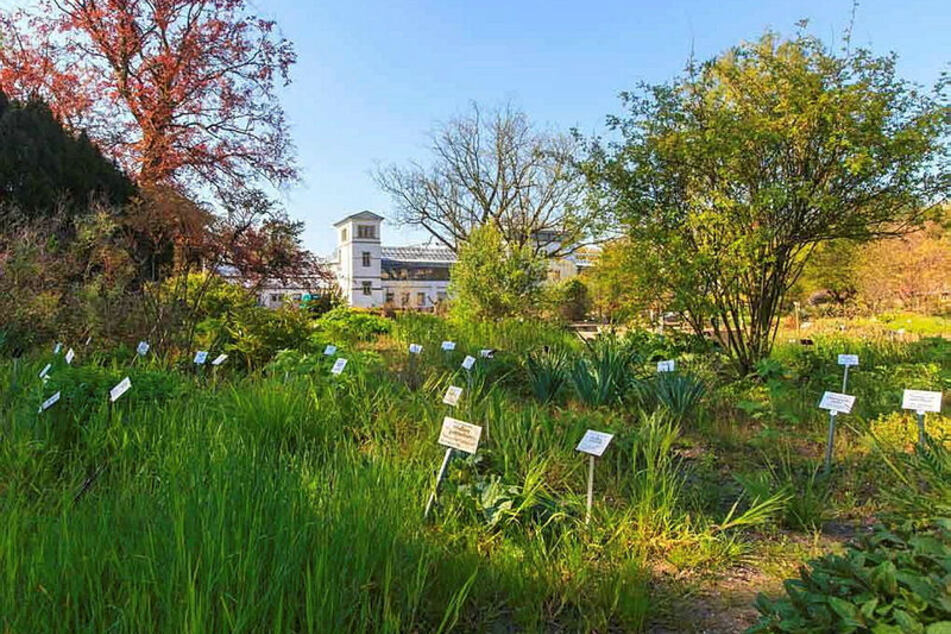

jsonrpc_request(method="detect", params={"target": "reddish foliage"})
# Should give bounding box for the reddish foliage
[0,0,297,194]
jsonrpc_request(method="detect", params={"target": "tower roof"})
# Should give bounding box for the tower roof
[332,210,384,227]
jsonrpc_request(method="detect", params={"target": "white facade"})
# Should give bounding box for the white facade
[331,211,595,310]
[333,211,385,308]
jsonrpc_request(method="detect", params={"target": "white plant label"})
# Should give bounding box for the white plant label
[837,354,859,367]
[576,430,614,457]
[901,389,942,414]
[819,391,855,415]
[480,349,495,359]
[409,343,423,355]
[53,342,62,355]
[324,344,337,356]
[438,416,483,454]
[330,358,347,375]
[211,354,228,366]
[442,385,463,407]
[110,377,132,402]
[657,360,675,372]
[38,363,52,379]
[461,355,476,371]
[38,391,61,413]
[441,341,455,351]
[136,341,150,356]
[84,336,92,346]
[193,350,208,365]
[65,348,75,365]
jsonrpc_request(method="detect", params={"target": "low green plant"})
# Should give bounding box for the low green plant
[525,349,570,404]
[749,519,951,633]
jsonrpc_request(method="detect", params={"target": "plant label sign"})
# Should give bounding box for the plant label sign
[409,343,423,355]
[53,342,62,355]
[211,354,228,366]
[438,416,482,454]
[65,348,76,365]
[442,385,463,407]
[193,350,208,365]
[324,344,337,356]
[39,363,52,379]
[837,354,859,367]
[480,349,495,359]
[818,391,855,415]
[85,336,92,346]
[576,430,614,457]
[330,358,347,375]
[136,341,149,356]
[110,377,132,402]
[441,341,455,351]
[901,389,942,414]
[38,391,61,413]
[657,360,675,373]
[461,355,476,371]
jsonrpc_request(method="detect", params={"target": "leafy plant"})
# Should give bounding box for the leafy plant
[524,349,570,404]
[749,519,951,633]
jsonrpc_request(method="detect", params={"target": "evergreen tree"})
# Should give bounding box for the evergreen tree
[0,90,135,218]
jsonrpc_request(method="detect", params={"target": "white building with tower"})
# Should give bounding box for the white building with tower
[331,210,595,311]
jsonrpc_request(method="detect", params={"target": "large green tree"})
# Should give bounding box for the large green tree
[583,29,948,373]
[449,223,548,321]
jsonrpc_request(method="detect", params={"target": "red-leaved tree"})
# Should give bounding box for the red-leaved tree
[0,0,297,195]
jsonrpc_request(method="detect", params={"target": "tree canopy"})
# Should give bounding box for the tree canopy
[0,90,134,217]
[582,29,949,373]
[375,102,605,257]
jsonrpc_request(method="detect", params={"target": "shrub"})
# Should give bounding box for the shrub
[749,519,951,633]
[314,306,391,343]
[524,349,571,404]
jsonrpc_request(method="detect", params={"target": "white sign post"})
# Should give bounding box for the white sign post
[110,377,132,403]
[442,385,463,407]
[837,354,859,392]
[409,343,423,355]
[65,348,76,365]
[330,358,347,375]
[324,344,337,356]
[479,349,495,359]
[461,355,476,371]
[657,360,675,373]
[441,341,455,352]
[424,416,483,518]
[133,341,149,367]
[38,391,61,413]
[53,342,62,355]
[38,363,52,380]
[576,430,614,525]
[901,389,943,448]
[818,391,856,474]
[211,354,228,366]
[193,351,208,365]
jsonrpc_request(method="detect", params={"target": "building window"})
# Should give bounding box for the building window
[341,228,347,242]
[357,225,375,239]
[436,291,447,303]
[401,293,410,306]
[385,291,394,304]
[291,294,302,301]
[362,251,371,267]
[416,292,426,307]
[270,293,283,303]
[362,281,372,296]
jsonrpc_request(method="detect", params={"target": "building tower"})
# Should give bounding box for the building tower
[333,211,383,308]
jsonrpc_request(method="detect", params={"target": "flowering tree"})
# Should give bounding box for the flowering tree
[0,0,297,195]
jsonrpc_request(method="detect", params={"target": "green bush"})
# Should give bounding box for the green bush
[749,519,951,633]
[314,306,391,343]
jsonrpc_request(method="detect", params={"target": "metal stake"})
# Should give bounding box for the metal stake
[917,411,927,449]
[424,448,454,519]
[824,411,837,475]
[585,454,595,525]
[841,365,850,393]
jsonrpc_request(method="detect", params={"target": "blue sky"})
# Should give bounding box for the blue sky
[261,0,948,256]
[7,0,946,254]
